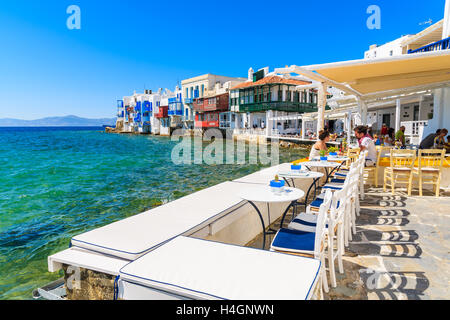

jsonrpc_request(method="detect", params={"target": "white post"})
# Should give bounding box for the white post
[347,111,352,141]
[301,117,306,139]
[419,95,424,121]
[357,98,368,125]
[422,87,450,138]
[317,83,326,135]
[395,98,402,133]
[266,110,273,136]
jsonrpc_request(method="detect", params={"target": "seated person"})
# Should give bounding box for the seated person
[395,126,406,148]
[354,125,377,166]
[433,128,448,149]
[309,130,330,159]
[445,136,450,153]
[381,123,388,136]
[373,134,381,145]
[419,129,441,149]
[383,128,395,146]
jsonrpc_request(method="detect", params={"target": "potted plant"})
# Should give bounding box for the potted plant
[328,146,338,156]
[270,174,285,193]
[319,150,328,161]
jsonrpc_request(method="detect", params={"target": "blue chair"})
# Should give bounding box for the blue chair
[270,190,333,295]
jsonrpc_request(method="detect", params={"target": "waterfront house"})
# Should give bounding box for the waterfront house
[116,100,125,131]
[168,86,184,129]
[122,95,135,133]
[230,67,321,139]
[157,90,171,136]
[121,91,154,134]
[181,74,246,130]
[192,80,243,132]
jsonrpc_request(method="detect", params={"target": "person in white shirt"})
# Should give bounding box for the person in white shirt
[354,125,377,166]
[309,130,330,159]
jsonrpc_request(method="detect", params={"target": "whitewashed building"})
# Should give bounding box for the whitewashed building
[181,74,246,129]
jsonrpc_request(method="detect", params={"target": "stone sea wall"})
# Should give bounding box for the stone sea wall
[62,264,115,300]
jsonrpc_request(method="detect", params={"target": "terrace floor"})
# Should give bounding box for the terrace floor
[246,186,450,300]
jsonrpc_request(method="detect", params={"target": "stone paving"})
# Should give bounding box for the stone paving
[246,186,450,300]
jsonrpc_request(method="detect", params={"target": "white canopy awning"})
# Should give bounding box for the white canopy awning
[276,50,450,98]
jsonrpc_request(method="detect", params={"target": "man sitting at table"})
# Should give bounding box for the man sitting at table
[395,126,406,148]
[419,129,441,149]
[354,125,377,166]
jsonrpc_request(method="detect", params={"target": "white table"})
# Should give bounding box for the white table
[278,170,324,213]
[311,156,350,162]
[301,160,343,183]
[239,185,305,249]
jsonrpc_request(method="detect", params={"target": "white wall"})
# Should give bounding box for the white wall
[373,99,433,131]
[364,35,413,59]
[423,87,450,137]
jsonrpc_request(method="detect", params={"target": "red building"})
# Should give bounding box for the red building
[194,93,229,128]
[154,105,168,119]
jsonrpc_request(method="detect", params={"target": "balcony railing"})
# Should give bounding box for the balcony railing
[142,102,151,113]
[239,101,318,113]
[168,109,183,116]
[233,128,267,136]
[408,37,450,54]
[184,98,193,104]
[195,120,219,128]
[193,94,229,112]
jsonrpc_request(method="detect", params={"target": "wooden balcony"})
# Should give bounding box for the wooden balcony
[238,101,318,113]
[154,106,168,119]
[193,93,229,112]
[195,112,220,128]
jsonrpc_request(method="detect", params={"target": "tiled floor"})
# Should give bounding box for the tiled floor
[246,186,450,300]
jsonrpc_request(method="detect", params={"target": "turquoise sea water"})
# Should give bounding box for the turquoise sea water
[0,127,307,300]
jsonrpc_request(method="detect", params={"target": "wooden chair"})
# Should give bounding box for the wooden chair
[413,149,445,197]
[270,190,333,295]
[345,148,360,168]
[364,146,392,187]
[383,149,416,196]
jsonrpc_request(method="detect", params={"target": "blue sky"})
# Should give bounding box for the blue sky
[0,0,446,120]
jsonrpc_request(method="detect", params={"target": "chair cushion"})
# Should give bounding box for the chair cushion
[271,228,315,253]
[330,178,346,183]
[309,198,340,208]
[334,172,347,177]
[322,184,343,190]
[288,213,329,233]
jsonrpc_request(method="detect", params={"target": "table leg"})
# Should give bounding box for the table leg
[304,177,320,211]
[279,201,298,230]
[324,167,330,183]
[247,201,267,249]
[283,177,291,187]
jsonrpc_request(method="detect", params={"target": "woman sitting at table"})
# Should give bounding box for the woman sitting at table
[383,128,395,146]
[309,130,330,159]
